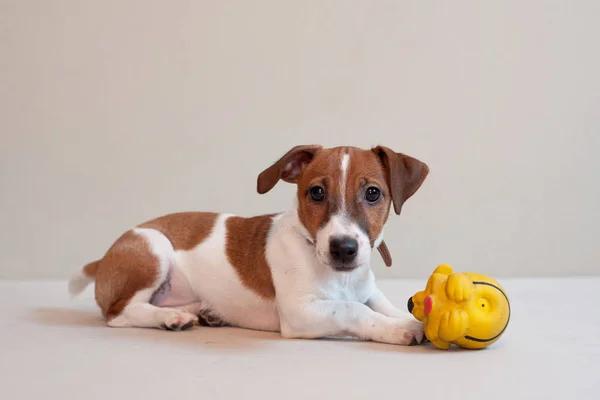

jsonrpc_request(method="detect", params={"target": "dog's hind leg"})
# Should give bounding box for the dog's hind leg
[107,292,198,331]
[108,303,198,330]
[92,228,198,330]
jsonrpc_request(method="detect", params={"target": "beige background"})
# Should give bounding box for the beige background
[1,1,598,280]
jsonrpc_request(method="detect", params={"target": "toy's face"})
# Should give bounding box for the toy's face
[407,288,429,323]
[454,273,511,348]
[407,267,446,323]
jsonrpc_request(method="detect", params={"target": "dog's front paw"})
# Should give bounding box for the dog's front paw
[397,319,426,346]
[378,317,426,346]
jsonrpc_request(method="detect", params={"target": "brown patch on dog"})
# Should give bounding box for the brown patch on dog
[343,147,392,244]
[225,215,277,299]
[293,146,392,246]
[93,230,160,320]
[138,212,218,251]
[295,147,346,240]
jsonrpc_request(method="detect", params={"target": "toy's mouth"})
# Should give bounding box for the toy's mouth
[407,297,414,313]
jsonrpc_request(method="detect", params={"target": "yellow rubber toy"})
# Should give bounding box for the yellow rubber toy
[407,264,511,350]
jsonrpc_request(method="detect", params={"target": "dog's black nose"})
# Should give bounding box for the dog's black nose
[329,236,358,263]
[407,297,414,313]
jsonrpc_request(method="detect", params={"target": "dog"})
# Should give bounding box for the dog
[69,145,429,345]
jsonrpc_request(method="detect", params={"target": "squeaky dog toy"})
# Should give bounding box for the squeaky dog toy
[407,264,511,350]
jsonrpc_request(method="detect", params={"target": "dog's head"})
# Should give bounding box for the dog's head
[257,145,429,272]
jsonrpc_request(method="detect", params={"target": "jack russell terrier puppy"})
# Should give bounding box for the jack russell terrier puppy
[69,145,429,346]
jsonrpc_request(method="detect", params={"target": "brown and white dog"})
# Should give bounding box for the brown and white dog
[69,145,429,345]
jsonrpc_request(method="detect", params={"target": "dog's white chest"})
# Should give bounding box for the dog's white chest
[316,268,375,303]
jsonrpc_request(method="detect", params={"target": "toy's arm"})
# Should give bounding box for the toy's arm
[445,274,474,303]
[424,309,469,350]
[424,318,451,350]
[438,310,469,343]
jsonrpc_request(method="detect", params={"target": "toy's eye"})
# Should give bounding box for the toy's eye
[478,298,490,311]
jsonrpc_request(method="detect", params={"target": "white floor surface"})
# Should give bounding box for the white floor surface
[1,277,599,400]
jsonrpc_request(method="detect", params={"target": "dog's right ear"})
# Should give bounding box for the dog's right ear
[373,145,429,215]
[257,145,322,194]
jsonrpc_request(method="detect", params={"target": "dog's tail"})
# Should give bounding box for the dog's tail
[68,260,99,297]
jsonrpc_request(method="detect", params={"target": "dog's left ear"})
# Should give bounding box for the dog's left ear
[373,146,429,215]
[257,145,322,194]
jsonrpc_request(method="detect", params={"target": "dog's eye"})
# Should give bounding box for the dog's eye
[365,187,380,203]
[309,186,326,202]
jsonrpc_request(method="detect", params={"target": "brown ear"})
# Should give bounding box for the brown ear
[377,240,393,267]
[257,145,322,194]
[373,146,429,215]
